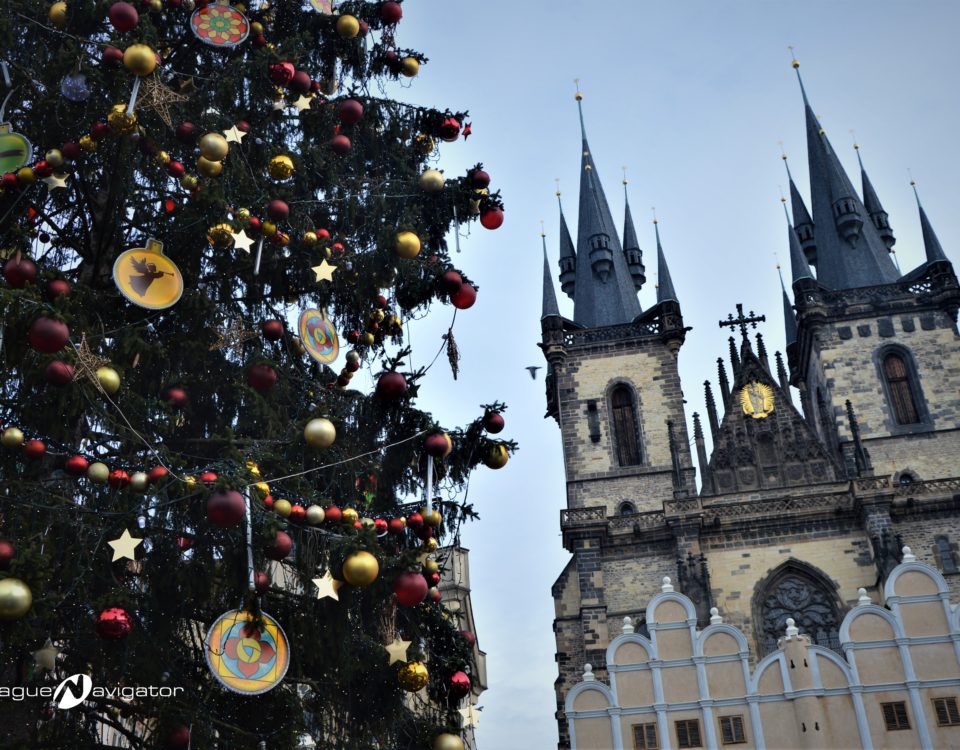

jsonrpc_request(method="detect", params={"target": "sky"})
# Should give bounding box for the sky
[374,2,960,747]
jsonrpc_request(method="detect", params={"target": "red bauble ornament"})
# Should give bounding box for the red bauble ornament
[449,670,471,700]
[469,167,490,189]
[254,570,270,594]
[380,1,402,23]
[164,725,191,750]
[199,471,218,484]
[375,371,407,401]
[374,518,388,534]
[64,454,89,476]
[248,364,277,392]
[324,505,342,524]
[166,161,185,178]
[461,630,476,647]
[288,70,312,96]
[358,19,369,35]
[261,319,284,341]
[266,199,289,221]
[23,440,46,460]
[407,512,424,530]
[338,99,364,125]
[108,469,130,488]
[480,207,504,230]
[265,530,292,561]
[45,360,75,387]
[263,495,274,510]
[424,431,453,458]
[289,504,306,523]
[482,412,505,434]
[438,270,463,295]
[429,572,441,585]
[175,122,196,144]
[0,540,14,570]
[439,117,461,142]
[108,2,139,31]
[3,256,37,288]
[103,46,124,66]
[62,142,81,159]
[386,519,404,536]
[90,122,109,142]
[47,279,71,299]
[450,283,477,310]
[96,607,132,640]
[176,535,193,551]
[33,160,52,179]
[330,134,352,155]
[29,317,69,354]
[316,228,331,241]
[162,386,188,409]
[393,571,428,607]
[268,61,295,87]
[429,587,441,603]
[207,490,245,529]
[148,465,169,483]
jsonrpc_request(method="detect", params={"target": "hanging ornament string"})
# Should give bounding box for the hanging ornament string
[425,454,434,516]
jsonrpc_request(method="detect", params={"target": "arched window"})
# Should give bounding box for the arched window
[936,536,958,575]
[883,352,920,425]
[611,385,642,466]
[618,501,637,516]
[753,562,842,656]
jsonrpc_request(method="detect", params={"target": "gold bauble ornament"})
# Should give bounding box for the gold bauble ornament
[196,156,223,178]
[45,149,64,169]
[236,207,251,225]
[199,133,229,161]
[123,44,158,77]
[250,21,264,34]
[361,332,376,346]
[87,461,110,483]
[129,471,149,492]
[262,221,278,237]
[423,559,439,575]
[395,230,421,259]
[79,135,96,152]
[342,507,359,525]
[423,537,439,552]
[302,230,318,247]
[319,78,338,96]
[180,174,198,190]
[49,1,68,28]
[1,427,24,448]
[397,660,428,692]
[342,550,379,586]
[96,366,121,395]
[16,167,35,185]
[434,734,465,750]
[273,498,292,518]
[306,505,325,525]
[413,134,435,155]
[154,150,171,166]
[419,169,445,193]
[345,350,360,365]
[0,578,32,621]
[303,417,336,449]
[335,14,360,38]
[483,443,509,469]
[268,154,294,180]
[370,309,385,324]
[108,104,138,134]
[148,0,161,10]
[400,57,420,78]
[207,223,235,249]
[253,481,270,498]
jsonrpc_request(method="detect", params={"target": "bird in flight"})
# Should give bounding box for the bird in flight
[526,366,542,380]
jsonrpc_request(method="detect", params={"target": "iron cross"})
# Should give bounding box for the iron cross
[719,303,766,339]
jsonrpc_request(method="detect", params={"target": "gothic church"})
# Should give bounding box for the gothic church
[541,62,960,749]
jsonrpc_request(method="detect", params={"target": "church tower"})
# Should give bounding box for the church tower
[548,65,960,750]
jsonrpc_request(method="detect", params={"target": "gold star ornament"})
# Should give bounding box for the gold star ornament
[223,125,246,144]
[108,529,143,562]
[384,637,411,665]
[311,259,338,283]
[42,173,69,191]
[312,571,342,601]
[230,229,255,254]
[293,95,314,112]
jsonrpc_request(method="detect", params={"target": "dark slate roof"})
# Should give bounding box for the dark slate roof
[558,198,576,263]
[655,222,678,304]
[622,187,641,253]
[780,271,798,344]
[571,100,643,327]
[857,150,886,220]
[785,159,813,228]
[541,234,561,319]
[788,223,813,284]
[796,68,900,289]
[914,186,949,264]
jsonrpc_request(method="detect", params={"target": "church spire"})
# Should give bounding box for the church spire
[541,231,561,320]
[557,191,577,300]
[654,219,678,304]
[622,178,646,291]
[855,144,896,250]
[912,181,949,264]
[570,87,643,328]
[783,153,816,265]
[792,58,899,289]
[779,267,798,346]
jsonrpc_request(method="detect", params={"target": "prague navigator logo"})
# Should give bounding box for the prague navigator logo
[52,674,92,710]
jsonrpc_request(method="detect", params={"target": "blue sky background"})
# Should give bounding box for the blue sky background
[378,2,960,746]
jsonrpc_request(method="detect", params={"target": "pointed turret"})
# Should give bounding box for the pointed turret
[779,268,798,346]
[784,155,817,265]
[912,182,949,264]
[557,193,577,300]
[570,90,643,327]
[654,221,678,304]
[788,221,814,287]
[856,145,895,250]
[793,59,899,289]
[622,182,646,291]
[541,233,561,320]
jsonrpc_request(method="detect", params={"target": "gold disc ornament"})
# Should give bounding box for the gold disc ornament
[113,239,184,309]
[204,609,289,694]
[398,660,429,692]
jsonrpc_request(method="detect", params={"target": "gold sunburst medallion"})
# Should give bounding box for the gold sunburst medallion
[740,382,775,419]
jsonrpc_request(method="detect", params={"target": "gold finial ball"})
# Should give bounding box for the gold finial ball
[268,154,295,181]
[398,660,429,692]
[342,550,379,586]
[792,58,800,69]
[304,417,336,448]
[108,104,138,134]
[199,133,229,161]
[0,578,32,621]
[575,92,583,101]
[123,44,158,77]
[434,734,466,750]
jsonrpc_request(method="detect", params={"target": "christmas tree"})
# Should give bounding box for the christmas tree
[0,2,511,748]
